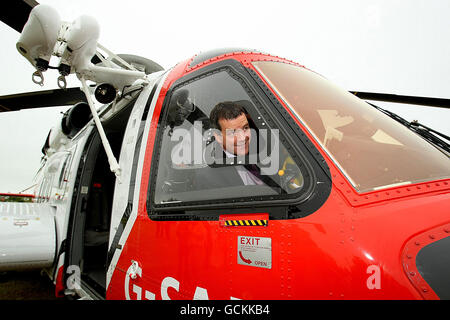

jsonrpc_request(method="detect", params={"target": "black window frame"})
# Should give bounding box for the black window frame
[147,59,331,221]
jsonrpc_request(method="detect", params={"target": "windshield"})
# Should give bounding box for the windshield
[253,61,450,192]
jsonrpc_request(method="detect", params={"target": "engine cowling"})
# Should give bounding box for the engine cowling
[61,102,91,138]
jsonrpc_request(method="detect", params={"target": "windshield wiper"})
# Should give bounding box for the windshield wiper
[409,120,450,153]
[370,103,450,154]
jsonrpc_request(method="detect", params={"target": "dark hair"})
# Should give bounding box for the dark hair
[210,101,246,131]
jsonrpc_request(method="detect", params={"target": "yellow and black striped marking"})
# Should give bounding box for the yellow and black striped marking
[223,219,268,227]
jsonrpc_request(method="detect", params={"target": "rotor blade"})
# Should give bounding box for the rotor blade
[350,91,450,109]
[0,0,39,33]
[0,87,87,112]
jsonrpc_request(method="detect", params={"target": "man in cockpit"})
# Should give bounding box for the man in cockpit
[194,101,266,189]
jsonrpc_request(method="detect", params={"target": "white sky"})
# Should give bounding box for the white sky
[0,0,449,193]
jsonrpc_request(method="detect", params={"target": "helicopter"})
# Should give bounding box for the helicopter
[0,1,449,301]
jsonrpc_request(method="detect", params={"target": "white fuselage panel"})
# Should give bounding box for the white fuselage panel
[0,202,56,271]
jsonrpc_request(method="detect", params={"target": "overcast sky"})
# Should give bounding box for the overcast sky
[0,0,449,193]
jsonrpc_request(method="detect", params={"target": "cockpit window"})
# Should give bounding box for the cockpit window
[152,69,305,206]
[253,61,450,192]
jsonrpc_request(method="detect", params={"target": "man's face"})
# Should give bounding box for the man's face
[215,113,251,156]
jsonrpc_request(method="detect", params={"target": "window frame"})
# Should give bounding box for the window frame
[147,59,331,220]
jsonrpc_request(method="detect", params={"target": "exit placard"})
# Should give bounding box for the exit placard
[237,236,272,269]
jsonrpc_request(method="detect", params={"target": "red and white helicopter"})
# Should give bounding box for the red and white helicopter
[0,1,449,301]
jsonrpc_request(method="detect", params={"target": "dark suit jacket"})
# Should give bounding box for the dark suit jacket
[192,141,246,190]
[193,164,245,190]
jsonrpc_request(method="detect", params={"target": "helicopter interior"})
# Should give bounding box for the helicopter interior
[69,99,135,297]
